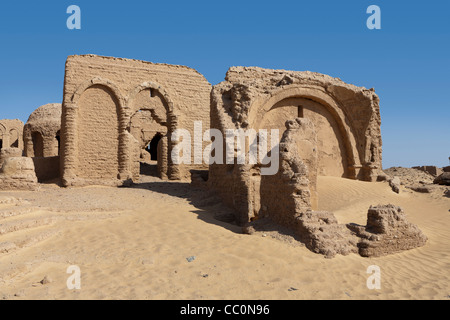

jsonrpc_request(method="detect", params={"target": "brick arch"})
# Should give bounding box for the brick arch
[9,128,20,148]
[127,81,176,115]
[126,82,181,180]
[0,123,6,136]
[71,77,126,106]
[62,78,130,185]
[251,85,360,179]
[126,82,176,128]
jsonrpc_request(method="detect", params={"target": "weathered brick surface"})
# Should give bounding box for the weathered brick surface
[0,119,24,151]
[61,55,211,186]
[209,66,383,227]
[23,104,61,158]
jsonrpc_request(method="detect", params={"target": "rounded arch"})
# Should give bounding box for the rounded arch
[251,85,360,177]
[71,78,126,181]
[0,123,6,136]
[9,128,20,148]
[127,81,176,115]
[31,130,44,157]
[126,82,180,180]
[71,77,126,107]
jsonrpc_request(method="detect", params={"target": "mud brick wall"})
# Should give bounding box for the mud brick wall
[61,55,211,186]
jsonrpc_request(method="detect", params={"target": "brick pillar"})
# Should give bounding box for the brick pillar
[61,103,78,186]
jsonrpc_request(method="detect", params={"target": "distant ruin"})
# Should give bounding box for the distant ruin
[23,103,62,182]
[0,119,24,151]
[24,103,61,159]
[0,55,430,258]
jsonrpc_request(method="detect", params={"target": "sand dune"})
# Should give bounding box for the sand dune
[0,176,449,300]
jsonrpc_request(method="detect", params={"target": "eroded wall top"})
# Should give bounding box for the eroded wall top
[211,66,383,181]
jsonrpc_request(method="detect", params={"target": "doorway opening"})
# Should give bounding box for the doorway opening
[146,133,163,161]
[56,131,61,155]
[141,133,163,176]
[32,131,44,157]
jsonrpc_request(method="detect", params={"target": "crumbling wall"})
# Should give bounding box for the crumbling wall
[348,205,428,257]
[0,148,23,168]
[129,109,167,164]
[0,119,24,151]
[260,118,317,225]
[412,165,443,177]
[209,66,383,226]
[61,55,211,187]
[260,118,358,258]
[0,157,38,191]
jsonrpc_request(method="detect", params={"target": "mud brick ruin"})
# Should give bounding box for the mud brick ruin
[208,67,383,225]
[0,119,24,152]
[59,55,211,186]
[23,103,62,182]
[0,55,428,258]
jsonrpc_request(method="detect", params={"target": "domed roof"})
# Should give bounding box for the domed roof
[26,103,61,124]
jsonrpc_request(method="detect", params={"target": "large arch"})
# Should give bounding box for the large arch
[66,78,128,183]
[250,85,361,179]
[31,130,44,157]
[127,82,180,180]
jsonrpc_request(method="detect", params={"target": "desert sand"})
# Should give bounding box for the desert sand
[0,172,449,300]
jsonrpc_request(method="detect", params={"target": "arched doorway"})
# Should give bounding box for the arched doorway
[140,132,165,177]
[259,97,349,178]
[32,131,44,157]
[253,88,359,212]
[129,86,170,178]
[77,84,121,180]
[146,133,163,161]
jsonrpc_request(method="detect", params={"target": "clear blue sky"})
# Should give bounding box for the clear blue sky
[0,0,449,168]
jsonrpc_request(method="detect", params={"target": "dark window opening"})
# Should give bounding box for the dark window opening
[11,138,19,148]
[145,133,163,161]
[298,106,304,118]
[0,139,3,151]
[56,131,61,155]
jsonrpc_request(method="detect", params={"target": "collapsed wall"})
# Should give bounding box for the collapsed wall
[0,157,38,191]
[251,119,426,258]
[348,205,428,257]
[260,118,359,258]
[61,55,211,187]
[209,66,383,226]
[0,148,23,168]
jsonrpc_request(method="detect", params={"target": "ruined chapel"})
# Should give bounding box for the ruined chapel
[0,54,428,258]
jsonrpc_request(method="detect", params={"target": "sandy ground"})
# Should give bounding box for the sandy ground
[0,174,449,300]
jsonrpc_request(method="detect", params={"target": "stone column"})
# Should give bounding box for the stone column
[118,106,132,181]
[157,135,168,180]
[167,111,181,180]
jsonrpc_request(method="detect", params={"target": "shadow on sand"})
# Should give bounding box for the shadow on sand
[127,177,304,243]
[128,179,242,234]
